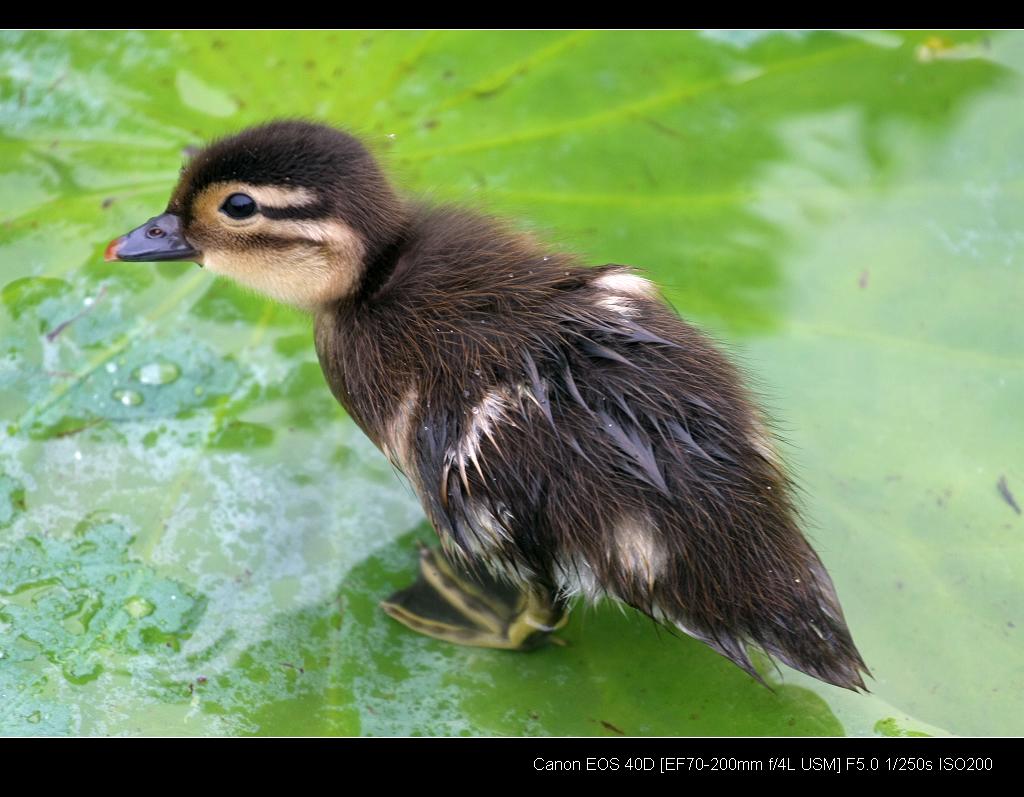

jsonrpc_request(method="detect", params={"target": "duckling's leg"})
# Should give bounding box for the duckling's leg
[380,544,568,651]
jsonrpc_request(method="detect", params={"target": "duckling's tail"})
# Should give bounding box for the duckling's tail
[754,554,870,692]
[657,549,870,692]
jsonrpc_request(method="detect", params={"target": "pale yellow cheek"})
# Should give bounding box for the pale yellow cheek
[203,245,358,310]
[199,220,367,309]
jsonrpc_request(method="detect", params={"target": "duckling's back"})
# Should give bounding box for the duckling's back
[315,206,868,691]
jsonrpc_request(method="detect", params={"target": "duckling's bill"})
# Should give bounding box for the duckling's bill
[105,212,201,264]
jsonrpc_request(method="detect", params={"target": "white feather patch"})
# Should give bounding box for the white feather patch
[460,501,515,555]
[557,515,665,603]
[450,385,529,480]
[382,386,418,472]
[593,271,656,297]
[557,555,605,602]
[593,270,656,318]
[612,514,666,587]
[595,294,639,317]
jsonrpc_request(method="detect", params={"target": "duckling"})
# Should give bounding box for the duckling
[106,120,869,691]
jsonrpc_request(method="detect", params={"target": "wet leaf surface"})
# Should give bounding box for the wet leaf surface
[0,30,1021,735]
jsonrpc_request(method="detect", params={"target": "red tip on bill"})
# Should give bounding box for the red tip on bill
[104,237,123,262]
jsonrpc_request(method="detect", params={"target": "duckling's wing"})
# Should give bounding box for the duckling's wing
[410,264,868,691]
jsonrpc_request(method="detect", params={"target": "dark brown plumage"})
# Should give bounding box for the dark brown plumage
[108,119,869,691]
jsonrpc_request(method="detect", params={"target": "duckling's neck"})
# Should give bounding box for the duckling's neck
[351,219,413,304]
[338,204,582,316]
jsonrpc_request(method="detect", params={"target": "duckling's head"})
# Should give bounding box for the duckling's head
[106,120,405,309]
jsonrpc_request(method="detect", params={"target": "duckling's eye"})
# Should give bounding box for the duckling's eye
[220,193,258,220]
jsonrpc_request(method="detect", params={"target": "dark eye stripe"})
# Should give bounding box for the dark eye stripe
[238,232,325,250]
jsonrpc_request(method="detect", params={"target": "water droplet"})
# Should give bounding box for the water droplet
[134,361,180,386]
[112,389,143,407]
[471,407,479,415]
[83,296,94,307]
[473,369,481,377]
[105,362,118,374]
[125,597,155,618]
[74,451,82,461]
[542,256,550,262]
[0,649,5,660]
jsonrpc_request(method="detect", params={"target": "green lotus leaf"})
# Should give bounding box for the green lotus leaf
[0,29,1020,736]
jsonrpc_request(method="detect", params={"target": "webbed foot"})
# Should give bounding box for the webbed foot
[381,544,567,651]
